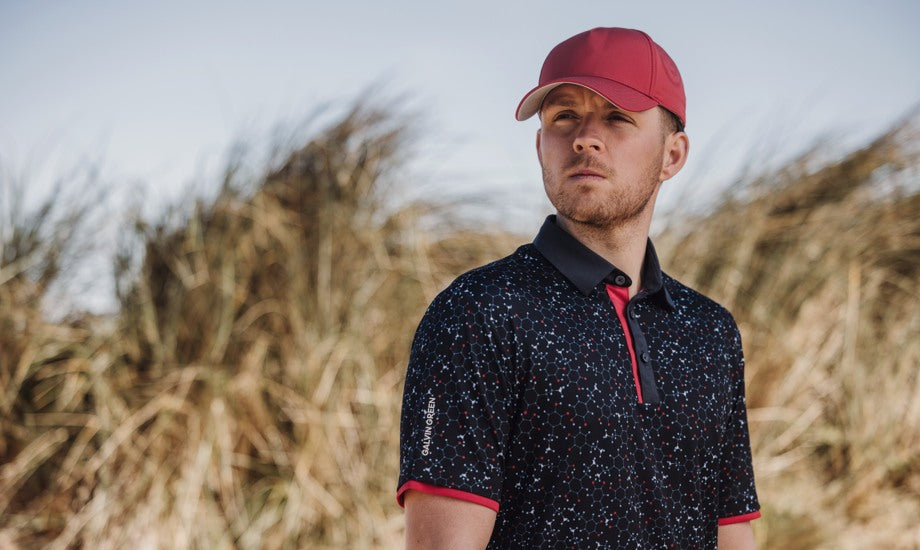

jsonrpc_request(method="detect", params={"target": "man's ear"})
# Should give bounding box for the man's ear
[659,131,689,182]
[536,129,543,164]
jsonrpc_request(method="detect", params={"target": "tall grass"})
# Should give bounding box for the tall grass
[1,104,517,549]
[655,118,920,549]
[1,103,918,548]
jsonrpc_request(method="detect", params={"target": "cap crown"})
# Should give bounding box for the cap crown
[516,27,686,125]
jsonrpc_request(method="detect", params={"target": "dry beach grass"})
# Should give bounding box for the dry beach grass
[655,118,920,549]
[1,103,918,548]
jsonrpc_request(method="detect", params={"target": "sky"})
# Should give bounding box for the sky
[1,0,919,310]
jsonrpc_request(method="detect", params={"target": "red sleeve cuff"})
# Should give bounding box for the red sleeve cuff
[718,510,761,525]
[396,480,500,512]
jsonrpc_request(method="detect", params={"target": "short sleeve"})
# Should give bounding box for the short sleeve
[717,324,761,523]
[397,282,517,511]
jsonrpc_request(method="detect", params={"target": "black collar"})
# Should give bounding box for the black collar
[533,215,674,309]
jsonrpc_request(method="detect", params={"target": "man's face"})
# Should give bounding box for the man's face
[537,84,678,229]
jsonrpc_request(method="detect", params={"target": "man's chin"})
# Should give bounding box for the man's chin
[558,210,613,228]
[560,205,649,230]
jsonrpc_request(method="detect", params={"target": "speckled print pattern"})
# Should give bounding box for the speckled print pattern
[398,217,759,549]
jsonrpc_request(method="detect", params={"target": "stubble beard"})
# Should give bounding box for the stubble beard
[542,152,663,230]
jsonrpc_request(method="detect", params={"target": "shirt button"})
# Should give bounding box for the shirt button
[614,275,627,286]
[629,309,639,319]
[640,352,651,363]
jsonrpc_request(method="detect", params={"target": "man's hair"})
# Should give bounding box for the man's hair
[661,108,685,135]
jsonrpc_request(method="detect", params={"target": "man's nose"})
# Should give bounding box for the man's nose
[573,117,604,154]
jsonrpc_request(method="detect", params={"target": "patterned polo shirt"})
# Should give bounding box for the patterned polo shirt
[398,215,760,548]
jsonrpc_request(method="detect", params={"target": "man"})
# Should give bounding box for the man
[397,27,760,549]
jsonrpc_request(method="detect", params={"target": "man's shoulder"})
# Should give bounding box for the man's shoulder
[442,243,539,292]
[425,243,544,314]
[661,272,738,329]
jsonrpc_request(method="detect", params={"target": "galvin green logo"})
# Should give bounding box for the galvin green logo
[421,397,436,456]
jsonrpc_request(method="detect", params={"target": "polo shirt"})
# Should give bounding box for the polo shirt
[398,215,760,548]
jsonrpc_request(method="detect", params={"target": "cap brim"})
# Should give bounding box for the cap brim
[515,77,659,121]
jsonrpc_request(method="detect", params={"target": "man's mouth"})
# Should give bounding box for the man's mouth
[569,169,605,179]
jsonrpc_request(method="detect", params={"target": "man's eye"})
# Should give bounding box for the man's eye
[607,114,629,122]
[554,112,577,121]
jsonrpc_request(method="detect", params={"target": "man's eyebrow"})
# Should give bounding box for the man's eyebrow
[542,95,577,108]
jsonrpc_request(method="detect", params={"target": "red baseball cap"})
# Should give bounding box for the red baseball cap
[515,27,686,126]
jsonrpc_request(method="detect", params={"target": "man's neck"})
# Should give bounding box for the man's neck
[556,214,652,298]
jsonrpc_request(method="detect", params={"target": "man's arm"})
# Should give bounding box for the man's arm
[718,521,756,550]
[404,490,497,550]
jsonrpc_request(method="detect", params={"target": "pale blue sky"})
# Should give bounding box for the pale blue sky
[3,1,919,219]
[2,1,919,311]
